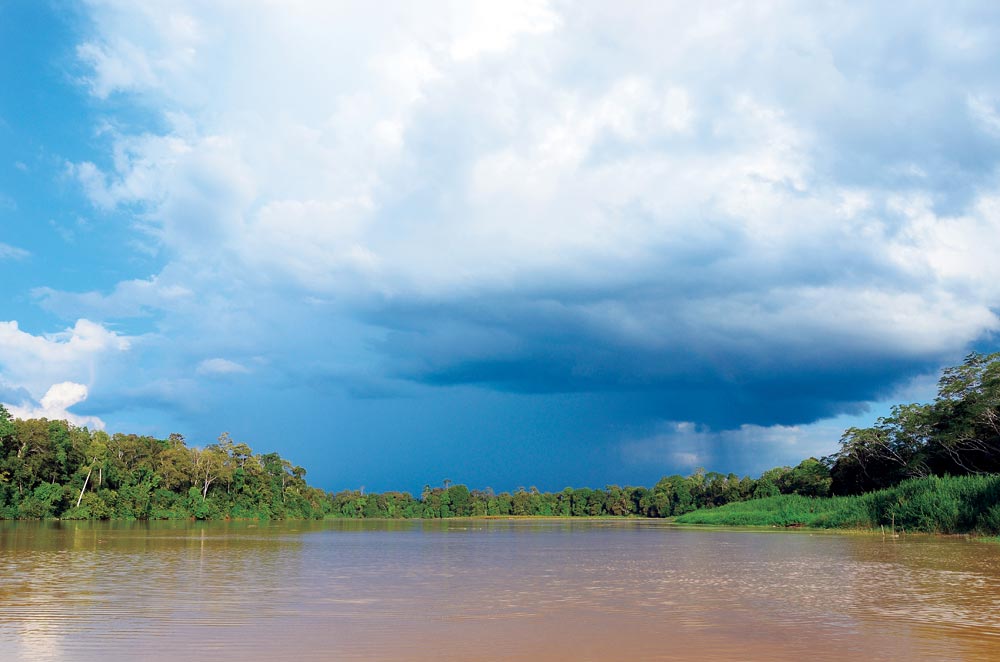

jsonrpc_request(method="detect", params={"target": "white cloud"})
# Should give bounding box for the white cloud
[448,0,558,61]
[888,190,1000,301]
[620,420,842,475]
[0,242,29,260]
[0,319,130,400]
[968,93,1000,135]
[34,273,193,319]
[196,358,250,376]
[4,382,106,429]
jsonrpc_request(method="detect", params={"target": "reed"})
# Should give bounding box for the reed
[675,474,1000,534]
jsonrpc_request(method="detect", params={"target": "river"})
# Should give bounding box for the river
[1,519,998,661]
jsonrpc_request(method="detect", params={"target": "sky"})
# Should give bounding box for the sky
[2,1,1000,494]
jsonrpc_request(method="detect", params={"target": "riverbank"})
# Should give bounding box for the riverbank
[674,474,1000,534]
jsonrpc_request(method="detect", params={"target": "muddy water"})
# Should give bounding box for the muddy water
[0,519,998,661]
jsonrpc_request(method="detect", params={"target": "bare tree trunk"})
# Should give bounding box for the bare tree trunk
[76,462,94,508]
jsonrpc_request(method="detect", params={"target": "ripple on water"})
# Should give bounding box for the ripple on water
[0,522,999,661]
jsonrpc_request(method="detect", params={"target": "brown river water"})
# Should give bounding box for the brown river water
[1,519,998,661]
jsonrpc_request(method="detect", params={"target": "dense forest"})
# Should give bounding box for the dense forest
[0,352,997,527]
[0,416,329,520]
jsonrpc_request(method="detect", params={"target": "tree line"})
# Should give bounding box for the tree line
[0,351,997,521]
[829,352,1000,494]
[327,459,831,520]
[0,415,328,520]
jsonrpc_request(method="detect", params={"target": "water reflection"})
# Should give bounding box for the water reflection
[0,520,998,661]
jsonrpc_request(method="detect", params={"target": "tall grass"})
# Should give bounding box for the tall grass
[674,474,1000,534]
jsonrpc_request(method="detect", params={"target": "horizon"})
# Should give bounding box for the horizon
[2,2,999,495]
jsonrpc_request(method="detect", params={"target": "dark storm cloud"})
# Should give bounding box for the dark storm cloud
[366,280,964,429]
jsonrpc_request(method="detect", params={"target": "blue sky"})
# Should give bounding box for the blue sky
[2,1,999,493]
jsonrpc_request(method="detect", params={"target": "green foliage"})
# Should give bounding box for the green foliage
[780,458,832,497]
[17,482,65,519]
[676,474,1000,534]
[978,504,1000,535]
[831,352,1000,494]
[0,404,14,433]
[0,416,332,521]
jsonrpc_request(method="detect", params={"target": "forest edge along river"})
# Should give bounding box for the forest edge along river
[1,519,999,661]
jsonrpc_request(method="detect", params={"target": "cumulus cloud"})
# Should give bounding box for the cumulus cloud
[53,1,1000,443]
[4,382,106,429]
[0,319,130,408]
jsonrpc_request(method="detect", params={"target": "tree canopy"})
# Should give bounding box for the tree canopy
[829,352,1000,494]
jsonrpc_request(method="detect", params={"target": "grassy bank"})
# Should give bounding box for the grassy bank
[675,474,1000,534]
